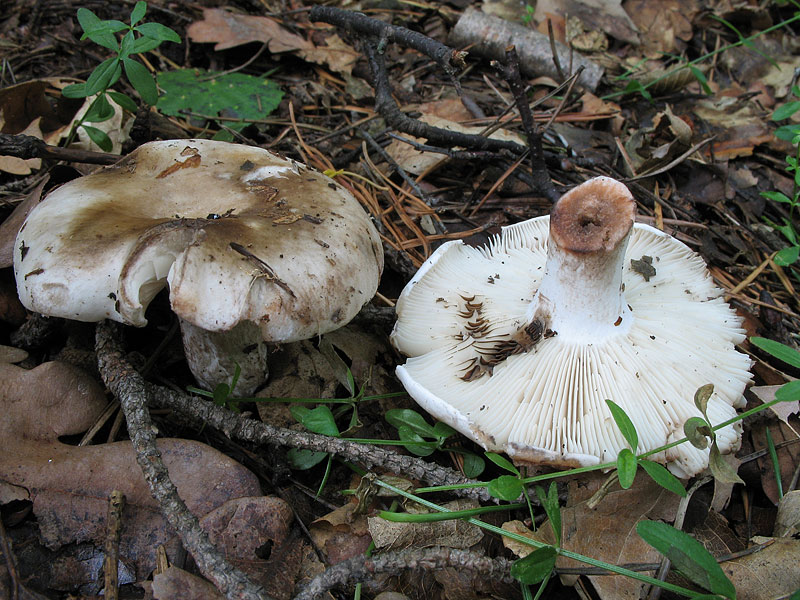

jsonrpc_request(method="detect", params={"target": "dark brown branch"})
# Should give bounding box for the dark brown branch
[95,321,272,600]
[293,547,514,600]
[365,43,527,155]
[0,133,120,166]
[309,5,466,81]
[492,47,558,202]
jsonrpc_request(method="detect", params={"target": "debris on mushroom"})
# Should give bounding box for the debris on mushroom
[14,139,384,395]
[391,176,752,478]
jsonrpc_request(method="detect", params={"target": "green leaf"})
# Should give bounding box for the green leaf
[62,83,88,99]
[606,400,638,451]
[385,409,437,439]
[694,384,714,418]
[432,421,458,440]
[761,190,794,204]
[123,57,158,105]
[708,444,744,485]
[485,452,520,475]
[397,425,435,456]
[689,66,712,95]
[80,125,113,152]
[107,90,138,112]
[85,57,122,96]
[616,448,638,489]
[296,405,340,437]
[750,337,800,369]
[83,94,115,123]
[637,520,736,599]
[775,123,800,142]
[132,36,163,53]
[776,380,800,402]
[535,483,561,546]
[76,7,103,33]
[130,1,147,26]
[157,69,283,126]
[487,475,523,501]
[510,546,558,585]
[461,453,485,478]
[775,245,800,266]
[287,448,328,470]
[639,460,687,497]
[684,417,712,449]
[119,30,136,59]
[135,22,182,43]
[773,101,800,121]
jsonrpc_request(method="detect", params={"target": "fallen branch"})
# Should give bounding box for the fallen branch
[293,547,514,600]
[95,320,272,600]
[0,133,120,166]
[95,320,491,503]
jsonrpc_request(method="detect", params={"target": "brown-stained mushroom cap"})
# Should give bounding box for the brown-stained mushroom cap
[391,177,751,478]
[14,139,383,393]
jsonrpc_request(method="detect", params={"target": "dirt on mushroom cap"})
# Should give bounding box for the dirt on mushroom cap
[14,139,384,341]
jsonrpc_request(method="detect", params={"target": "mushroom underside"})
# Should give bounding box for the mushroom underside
[392,215,752,478]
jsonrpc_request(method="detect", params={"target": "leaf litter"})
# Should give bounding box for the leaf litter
[2,0,800,597]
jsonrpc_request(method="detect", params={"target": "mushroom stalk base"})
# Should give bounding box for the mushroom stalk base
[180,319,268,396]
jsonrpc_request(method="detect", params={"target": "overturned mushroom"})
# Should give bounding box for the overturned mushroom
[391,177,751,478]
[14,139,383,394]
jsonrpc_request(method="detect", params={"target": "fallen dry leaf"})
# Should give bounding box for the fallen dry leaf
[623,0,696,56]
[748,385,800,426]
[0,360,263,578]
[774,490,800,537]
[197,496,302,600]
[0,175,46,268]
[310,502,372,565]
[722,536,800,599]
[368,499,484,550]
[152,566,223,600]
[535,0,640,45]
[187,9,359,76]
[535,472,681,599]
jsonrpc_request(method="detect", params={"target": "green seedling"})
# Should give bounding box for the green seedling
[157,68,283,141]
[761,85,800,268]
[63,2,180,151]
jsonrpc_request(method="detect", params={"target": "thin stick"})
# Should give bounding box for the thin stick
[103,490,125,600]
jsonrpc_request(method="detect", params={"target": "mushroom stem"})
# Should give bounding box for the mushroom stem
[179,319,268,396]
[530,177,636,342]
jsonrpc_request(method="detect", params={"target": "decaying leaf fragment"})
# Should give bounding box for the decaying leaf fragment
[0,359,263,578]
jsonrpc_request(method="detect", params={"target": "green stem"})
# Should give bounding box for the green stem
[374,479,704,598]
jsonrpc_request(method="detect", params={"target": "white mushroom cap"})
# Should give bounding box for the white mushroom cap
[15,139,383,393]
[391,177,751,478]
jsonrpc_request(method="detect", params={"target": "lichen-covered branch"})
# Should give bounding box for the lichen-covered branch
[293,547,514,600]
[95,321,272,600]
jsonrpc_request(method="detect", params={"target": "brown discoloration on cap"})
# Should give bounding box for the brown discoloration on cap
[549,177,635,254]
[15,139,384,339]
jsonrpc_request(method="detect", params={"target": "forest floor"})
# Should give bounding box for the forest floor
[0,0,799,599]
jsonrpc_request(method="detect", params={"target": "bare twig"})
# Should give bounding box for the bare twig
[103,491,125,600]
[95,321,272,600]
[0,133,119,165]
[492,46,558,202]
[309,5,466,83]
[293,547,514,600]
[95,320,491,502]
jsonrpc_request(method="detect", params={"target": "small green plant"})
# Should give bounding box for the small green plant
[63,1,180,150]
[761,85,800,267]
[156,69,284,142]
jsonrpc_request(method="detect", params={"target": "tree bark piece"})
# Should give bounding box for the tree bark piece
[449,7,604,91]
